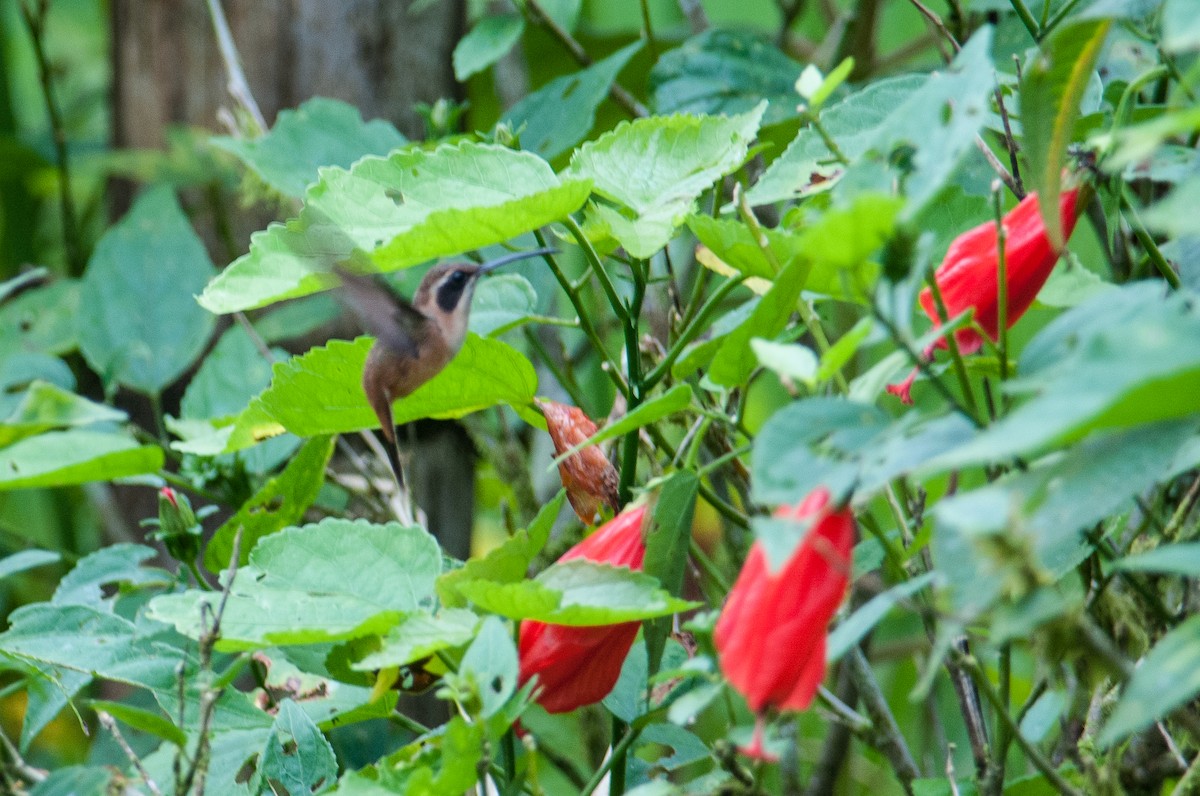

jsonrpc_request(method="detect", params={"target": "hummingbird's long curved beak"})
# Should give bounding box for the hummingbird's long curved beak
[478,247,558,273]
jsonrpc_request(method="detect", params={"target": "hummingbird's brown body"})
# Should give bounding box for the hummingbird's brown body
[335,248,553,480]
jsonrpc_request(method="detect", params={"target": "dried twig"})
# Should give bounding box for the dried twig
[99,711,163,796]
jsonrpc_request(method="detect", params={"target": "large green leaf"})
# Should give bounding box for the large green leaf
[752,398,975,506]
[504,41,641,161]
[0,381,125,447]
[838,28,994,215]
[0,603,187,690]
[1020,18,1111,247]
[1162,0,1200,52]
[0,279,79,357]
[922,283,1200,471]
[180,324,281,421]
[642,471,699,674]
[148,519,441,649]
[352,608,481,670]
[203,435,335,570]
[78,186,216,394]
[567,104,765,257]
[649,30,803,125]
[708,257,809,386]
[468,273,538,336]
[211,96,407,198]
[221,334,538,452]
[437,490,564,608]
[455,559,697,625]
[1101,613,1200,746]
[746,74,927,206]
[453,14,525,81]
[931,419,1200,619]
[0,430,163,490]
[259,700,338,794]
[199,142,591,313]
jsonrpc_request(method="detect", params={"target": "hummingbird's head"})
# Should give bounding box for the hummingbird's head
[414,247,557,350]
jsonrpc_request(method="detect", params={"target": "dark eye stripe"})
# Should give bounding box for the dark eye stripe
[436,272,469,312]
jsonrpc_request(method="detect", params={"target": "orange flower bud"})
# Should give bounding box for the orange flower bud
[538,399,620,524]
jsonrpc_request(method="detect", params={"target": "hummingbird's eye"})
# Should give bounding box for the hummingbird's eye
[450,271,467,285]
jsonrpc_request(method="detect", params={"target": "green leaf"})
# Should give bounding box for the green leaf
[504,41,641,161]
[568,104,765,257]
[649,30,802,126]
[180,325,280,421]
[1163,0,1200,52]
[199,142,591,313]
[89,700,187,748]
[0,279,79,357]
[211,97,407,198]
[53,544,170,606]
[78,186,216,394]
[746,74,927,206]
[28,767,113,796]
[203,435,336,570]
[0,549,60,580]
[708,257,809,386]
[334,715,483,794]
[550,384,692,466]
[751,338,818,386]
[353,609,481,670]
[1115,544,1200,576]
[1101,613,1200,746]
[687,213,796,281]
[21,667,90,752]
[437,489,564,608]
[826,573,938,662]
[468,273,538,337]
[148,519,441,649]
[841,28,994,215]
[260,700,338,795]
[922,284,1200,470]
[932,420,1200,618]
[752,399,974,506]
[454,14,525,80]
[457,616,518,719]
[455,560,697,625]
[0,604,187,690]
[0,430,164,490]
[1020,18,1110,247]
[643,471,699,674]
[0,381,125,447]
[222,334,538,452]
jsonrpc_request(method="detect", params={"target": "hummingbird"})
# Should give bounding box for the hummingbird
[335,247,555,483]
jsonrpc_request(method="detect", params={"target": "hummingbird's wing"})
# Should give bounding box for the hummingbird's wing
[333,267,428,359]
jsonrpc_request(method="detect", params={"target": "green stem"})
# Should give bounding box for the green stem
[1039,0,1084,37]
[18,0,84,276]
[563,216,632,329]
[581,724,642,796]
[1007,0,1040,41]
[959,655,1084,796]
[1120,189,1181,289]
[992,188,1010,387]
[984,643,1013,796]
[523,328,590,410]
[808,115,850,165]
[689,537,731,595]
[533,230,631,399]
[1113,65,1168,131]
[618,264,646,506]
[644,275,745,390]
[924,273,983,420]
[186,560,215,591]
[638,0,658,57]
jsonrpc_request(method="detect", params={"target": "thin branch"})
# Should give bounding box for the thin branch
[17,0,84,276]
[205,0,267,132]
[0,726,46,784]
[99,712,163,796]
[847,648,920,794]
[906,0,960,56]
